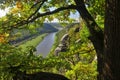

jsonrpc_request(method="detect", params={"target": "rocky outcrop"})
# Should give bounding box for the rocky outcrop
[54,26,80,56]
[54,34,69,56]
[60,34,69,43]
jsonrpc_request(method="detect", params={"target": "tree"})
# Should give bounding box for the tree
[0,0,104,79]
[103,0,120,79]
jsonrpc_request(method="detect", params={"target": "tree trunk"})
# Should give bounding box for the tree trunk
[74,0,104,79]
[104,0,120,79]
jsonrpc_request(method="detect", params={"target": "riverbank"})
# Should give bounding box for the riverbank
[49,28,67,56]
[18,33,47,52]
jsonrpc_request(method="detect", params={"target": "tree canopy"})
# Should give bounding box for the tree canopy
[0,0,104,31]
[0,0,76,31]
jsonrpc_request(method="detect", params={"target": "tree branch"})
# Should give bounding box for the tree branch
[27,0,47,21]
[9,4,77,29]
[28,4,77,23]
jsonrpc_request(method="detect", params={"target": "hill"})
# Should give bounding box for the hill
[9,23,61,44]
[37,23,59,33]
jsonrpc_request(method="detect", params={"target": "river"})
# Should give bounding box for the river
[36,32,56,57]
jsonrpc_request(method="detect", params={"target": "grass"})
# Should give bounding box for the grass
[18,33,47,51]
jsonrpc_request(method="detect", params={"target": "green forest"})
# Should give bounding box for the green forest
[0,0,120,80]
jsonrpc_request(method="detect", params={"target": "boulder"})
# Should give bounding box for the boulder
[54,47,62,56]
[60,34,69,43]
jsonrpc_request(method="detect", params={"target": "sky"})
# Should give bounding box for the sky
[0,8,9,18]
[70,11,80,21]
[49,7,80,22]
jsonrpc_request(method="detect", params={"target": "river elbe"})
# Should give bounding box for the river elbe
[36,32,56,57]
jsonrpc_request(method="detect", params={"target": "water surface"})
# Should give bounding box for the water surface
[36,32,56,57]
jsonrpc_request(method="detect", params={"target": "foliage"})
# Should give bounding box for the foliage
[0,44,23,80]
[87,0,105,17]
[95,15,104,30]
[65,62,97,80]
[87,0,105,29]
[0,47,70,80]
[0,33,9,43]
[79,21,90,41]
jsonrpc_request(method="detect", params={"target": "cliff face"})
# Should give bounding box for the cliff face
[54,24,80,56]
[54,33,69,56]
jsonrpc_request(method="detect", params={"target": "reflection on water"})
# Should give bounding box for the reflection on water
[36,32,56,57]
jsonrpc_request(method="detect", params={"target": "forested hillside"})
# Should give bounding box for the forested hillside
[9,23,59,45]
